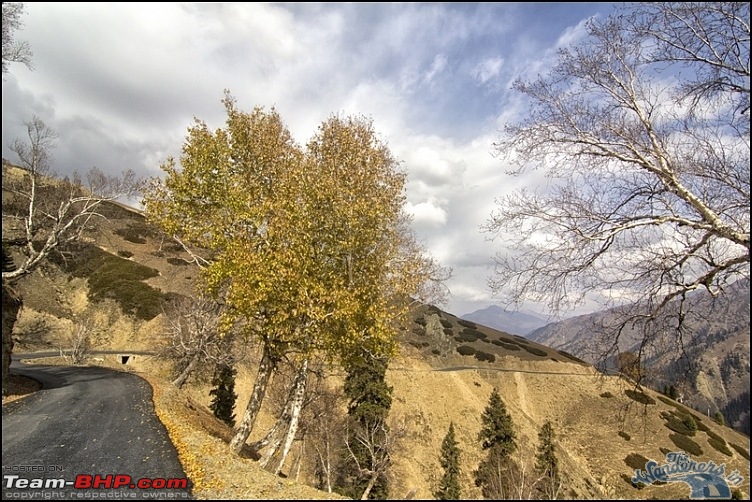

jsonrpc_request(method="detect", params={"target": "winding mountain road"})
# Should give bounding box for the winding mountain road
[2,360,192,499]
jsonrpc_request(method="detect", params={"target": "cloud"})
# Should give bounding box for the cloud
[473,57,504,84]
[406,199,448,227]
[423,54,449,86]
[2,3,618,317]
[555,17,593,49]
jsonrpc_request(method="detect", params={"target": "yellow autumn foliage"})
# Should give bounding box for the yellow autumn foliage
[143,92,448,447]
[144,91,441,365]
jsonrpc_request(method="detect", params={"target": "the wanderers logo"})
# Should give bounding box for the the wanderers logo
[632,451,744,499]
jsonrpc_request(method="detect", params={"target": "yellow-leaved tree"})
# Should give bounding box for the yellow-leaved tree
[143,92,448,456]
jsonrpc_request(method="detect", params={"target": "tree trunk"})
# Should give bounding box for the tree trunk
[272,358,308,475]
[324,437,333,493]
[251,412,287,452]
[257,390,295,467]
[292,436,305,481]
[259,425,286,469]
[360,472,379,500]
[171,353,199,389]
[2,284,22,396]
[259,359,308,468]
[230,342,277,454]
[314,437,333,493]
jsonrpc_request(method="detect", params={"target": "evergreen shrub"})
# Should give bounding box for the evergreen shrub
[624,453,649,470]
[668,433,703,456]
[521,345,548,357]
[474,351,496,363]
[625,389,656,405]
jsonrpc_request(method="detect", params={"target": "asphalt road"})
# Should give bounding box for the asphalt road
[2,362,193,499]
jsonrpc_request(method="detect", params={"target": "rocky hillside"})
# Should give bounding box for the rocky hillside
[527,282,751,436]
[3,169,750,499]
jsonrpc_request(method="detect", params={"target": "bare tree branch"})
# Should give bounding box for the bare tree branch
[2,2,33,75]
[3,117,143,282]
[157,293,240,388]
[485,3,750,367]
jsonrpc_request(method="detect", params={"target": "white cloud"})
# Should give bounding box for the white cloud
[473,57,504,84]
[2,3,617,317]
[555,17,592,49]
[423,54,448,85]
[406,199,448,227]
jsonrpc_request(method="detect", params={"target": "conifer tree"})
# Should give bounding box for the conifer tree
[435,421,462,500]
[668,385,678,400]
[535,420,560,498]
[335,351,393,500]
[2,244,21,395]
[474,387,517,498]
[683,413,698,434]
[478,388,516,453]
[209,362,237,427]
[715,411,726,426]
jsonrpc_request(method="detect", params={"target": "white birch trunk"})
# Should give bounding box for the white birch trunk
[272,358,308,475]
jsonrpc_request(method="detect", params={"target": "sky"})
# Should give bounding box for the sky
[2,2,619,318]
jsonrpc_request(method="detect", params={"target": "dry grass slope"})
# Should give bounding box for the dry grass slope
[3,167,750,500]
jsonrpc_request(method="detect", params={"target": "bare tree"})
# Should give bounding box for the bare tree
[3,116,141,280]
[485,2,749,366]
[2,116,141,390]
[2,2,33,75]
[616,351,643,383]
[474,449,519,500]
[158,293,238,388]
[477,439,565,500]
[59,320,93,365]
[306,377,347,493]
[342,417,408,500]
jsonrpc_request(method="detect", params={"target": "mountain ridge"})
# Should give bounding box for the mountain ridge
[3,165,749,499]
[526,281,751,436]
[460,305,548,336]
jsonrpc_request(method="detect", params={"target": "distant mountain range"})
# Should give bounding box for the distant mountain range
[4,163,750,499]
[460,305,548,336]
[526,279,750,435]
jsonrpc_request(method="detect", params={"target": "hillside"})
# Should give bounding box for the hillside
[3,167,750,500]
[527,282,751,436]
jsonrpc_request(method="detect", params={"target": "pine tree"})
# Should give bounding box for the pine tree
[683,414,698,434]
[535,420,560,498]
[478,388,516,453]
[2,243,22,395]
[474,387,517,498]
[335,352,393,500]
[435,422,462,500]
[209,362,237,427]
[715,411,726,426]
[668,385,678,400]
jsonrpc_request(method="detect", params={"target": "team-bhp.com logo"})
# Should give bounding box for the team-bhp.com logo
[5,474,188,490]
[632,451,744,499]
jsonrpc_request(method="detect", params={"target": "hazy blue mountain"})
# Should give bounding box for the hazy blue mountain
[461,305,548,336]
[527,279,750,435]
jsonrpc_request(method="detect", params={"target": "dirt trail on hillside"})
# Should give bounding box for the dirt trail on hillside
[513,371,530,418]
